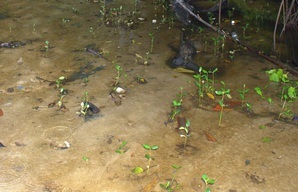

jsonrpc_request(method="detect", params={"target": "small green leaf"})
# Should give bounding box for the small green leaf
[82,156,89,161]
[259,125,266,129]
[267,97,272,103]
[215,90,223,95]
[288,87,296,99]
[151,145,159,150]
[262,137,273,143]
[208,179,215,185]
[172,164,182,170]
[119,141,127,149]
[202,174,208,181]
[205,187,211,192]
[185,119,190,128]
[226,93,232,99]
[115,150,122,154]
[143,144,151,150]
[145,154,151,160]
[132,167,143,174]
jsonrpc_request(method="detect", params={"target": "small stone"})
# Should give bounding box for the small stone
[7,87,14,93]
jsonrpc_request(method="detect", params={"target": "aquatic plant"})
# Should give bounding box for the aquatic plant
[160,164,182,191]
[179,119,190,147]
[202,174,215,192]
[143,144,159,174]
[215,81,231,127]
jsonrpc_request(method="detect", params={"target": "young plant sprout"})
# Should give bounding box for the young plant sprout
[237,84,249,106]
[44,40,50,51]
[114,64,123,87]
[179,119,190,147]
[215,81,231,127]
[254,86,272,109]
[160,164,182,191]
[142,144,159,174]
[242,23,250,39]
[89,27,96,38]
[80,91,89,116]
[169,87,184,122]
[55,76,66,88]
[115,141,128,154]
[58,88,67,109]
[148,32,155,53]
[202,174,215,192]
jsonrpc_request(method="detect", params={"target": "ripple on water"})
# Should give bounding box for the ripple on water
[0,152,30,187]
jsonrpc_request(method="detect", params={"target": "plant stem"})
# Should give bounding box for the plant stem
[219,94,224,126]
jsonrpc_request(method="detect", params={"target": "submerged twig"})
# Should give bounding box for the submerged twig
[175,0,298,77]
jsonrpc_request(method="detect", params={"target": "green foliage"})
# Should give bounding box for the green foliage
[160,165,182,191]
[115,141,128,154]
[202,174,215,192]
[215,81,231,127]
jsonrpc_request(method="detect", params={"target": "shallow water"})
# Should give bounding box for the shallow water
[0,0,297,191]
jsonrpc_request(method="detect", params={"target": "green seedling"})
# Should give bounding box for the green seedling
[211,36,220,55]
[215,81,231,127]
[44,40,50,51]
[89,27,96,38]
[179,119,190,148]
[242,23,250,39]
[169,87,184,122]
[72,7,79,14]
[132,166,144,174]
[55,76,66,88]
[202,174,215,192]
[254,86,272,109]
[114,64,123,87]
[160,164,182,191]
[266,69,289,102]
[237,84,249,106]
[262,137,273,143]
[207,12,215,25]
[227,8,235,20]
[259,125,266,129]
[82,156,89,161]
[245,102,253,113]
[229,50,236,60]
[58,88,67,109]
[143,144,159,174]
[148,32,155,53]
[32,23,36,33]
[115,141,128,154]
[278,86,296,119]
[208,68,218,94]
[80,91,89,116]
